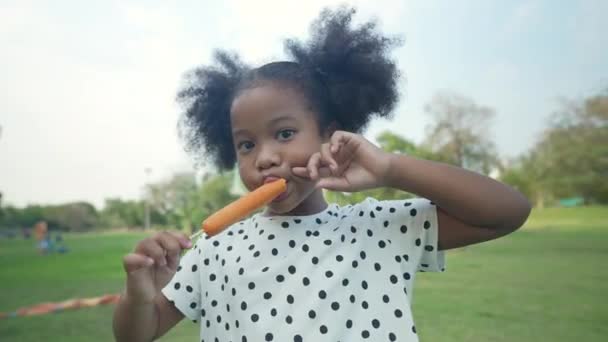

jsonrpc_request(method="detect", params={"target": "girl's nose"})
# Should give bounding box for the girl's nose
[255,144,281,170]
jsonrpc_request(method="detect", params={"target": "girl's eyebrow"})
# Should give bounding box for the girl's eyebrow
[232,115,297,136]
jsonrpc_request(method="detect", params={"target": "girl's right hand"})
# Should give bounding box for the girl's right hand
[122,231,192,304]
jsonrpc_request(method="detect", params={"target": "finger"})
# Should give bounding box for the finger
[307,152,322,180]
[155,232,182,268]
[330,131,348,154]
[164,231,192,268]
[292,166,311,179]
[123,253,154,273]
[316,176,350,191]
[321,144,339,174]
[135,238,167,266]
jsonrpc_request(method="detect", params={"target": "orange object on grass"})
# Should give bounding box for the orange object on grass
[202,178,287,236]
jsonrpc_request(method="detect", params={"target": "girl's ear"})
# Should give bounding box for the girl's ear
[322,121,340,142]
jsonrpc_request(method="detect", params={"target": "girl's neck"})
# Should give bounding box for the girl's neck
[265,189,328,217]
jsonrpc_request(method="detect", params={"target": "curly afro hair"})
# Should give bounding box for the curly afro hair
[177,6,402,170]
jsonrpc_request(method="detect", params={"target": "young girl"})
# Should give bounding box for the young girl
[113,7,530,342]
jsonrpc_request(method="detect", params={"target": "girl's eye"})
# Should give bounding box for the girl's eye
[237,141,255,153]
[277,129,296,141]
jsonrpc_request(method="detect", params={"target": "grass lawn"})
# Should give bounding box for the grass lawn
[0,206,606,341]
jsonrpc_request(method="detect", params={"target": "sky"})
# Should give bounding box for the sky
[1,0,606,208]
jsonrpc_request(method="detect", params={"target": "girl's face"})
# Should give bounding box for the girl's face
[230,83,329,216]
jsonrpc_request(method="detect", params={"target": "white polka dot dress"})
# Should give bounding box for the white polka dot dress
[162,197,445,342]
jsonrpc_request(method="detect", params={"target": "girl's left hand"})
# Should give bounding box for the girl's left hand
[292,131,392,192]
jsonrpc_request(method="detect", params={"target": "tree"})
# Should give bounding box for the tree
[500,88,608,206]
[423,92,500,175]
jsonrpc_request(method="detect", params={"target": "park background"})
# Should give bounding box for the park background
[1,0,606,341]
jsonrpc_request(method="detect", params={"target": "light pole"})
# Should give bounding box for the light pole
[144,168,152,230]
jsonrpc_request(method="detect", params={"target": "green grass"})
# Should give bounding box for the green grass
[1,207,607,341]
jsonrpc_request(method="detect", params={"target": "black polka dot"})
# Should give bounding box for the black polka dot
[174,282,181,290]
[213,240,219,247]
[395,309,403,318]
[319,290,327,299]
[294,335,302,342]
[288,265,296,274]
[424,220,431,229]
[362,301,369,309]
[360,251,366,259]
[412,325,417,333]
[190,302,196,309]
[303,277,310,286]
[378,240,387,248]
[390,207,396,213]
[282,222,289,228]
[201,309,206,317]
[177,266,182,271]
[253,251,260,257]
[390,275,398,284]
[325,270,334,278]
[316,218,322,224]
[320,325,328,334]
[216,315,221,323]
[383,294,390,303]
[270,308,277,316]
[400,225,407,233]
[192,265,198,272]
[313,231,320,237]
[361,280,368,289]
[308,310,316,319]
[276,274,285,282]
[265,332,273,341]
[367,229,373,237]
[374,263,381,271]
[383,221,389,227]
[261,266,269,272]
[263,292,272,300]
[395,255,402,262]
[268,234,275,240]
[302,244,309,252]
[403,272,411,280]
[359,211,364,216]
[272,248,278,256]
[410,208,417,216]
[425,245,434,251]
[286,295,294,304]
[336,255,344,262]
[239,267,245,275]
[248,282,255,290]
[362,330,370,338]
[186,285,193,292]
[312,257,319,265]
[350,294,356,303]
[209,274,216,281]
[294,219,301,224]
[372,319,380,328]
[306,231,312,237]
[346,319,353,328]
[286,315,293,324]
[389,332,397,341]
[415,238,421,246]
[404,202,412,206]
[241,301,247,310]
[351,226,357,233]
[251,313,259,322]
[324,239,332,246]
[331,302,340,310]
[370,211,375,218]
[289,240,296,248]
[342,278,349,286]
[211,300,218,307]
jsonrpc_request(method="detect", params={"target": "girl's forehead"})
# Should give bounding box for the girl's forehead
[230,85,316,130]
